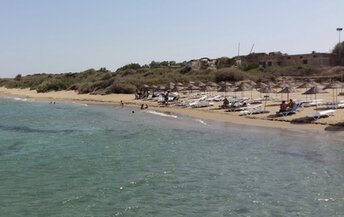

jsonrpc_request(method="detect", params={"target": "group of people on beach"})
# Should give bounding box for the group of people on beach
[279,99,295,112]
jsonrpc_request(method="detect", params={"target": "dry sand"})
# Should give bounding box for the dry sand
[1,87,344,132]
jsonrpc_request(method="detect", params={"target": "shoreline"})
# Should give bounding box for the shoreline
[0,87,342,133]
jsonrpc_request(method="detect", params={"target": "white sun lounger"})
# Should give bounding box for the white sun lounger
[239,105,263,115]
[302,99,323,107]
[307,109,336,120]
[191,101,213,108]
[326,103,344,109]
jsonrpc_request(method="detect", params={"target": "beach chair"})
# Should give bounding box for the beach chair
[239,105,264,116]
[326,103,344,109]
[276,102,301,116]
[307,109,336,120]
[191,101,213,108]
[302,99,323,107]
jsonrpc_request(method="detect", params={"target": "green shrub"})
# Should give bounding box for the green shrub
[243,64,259,71]
[215,68,247,82]
[104,83,136,94]
[116,63,141,71]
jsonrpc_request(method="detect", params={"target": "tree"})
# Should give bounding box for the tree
[116,63,141,71]
[333,42,344,65]
[14,74,22,81]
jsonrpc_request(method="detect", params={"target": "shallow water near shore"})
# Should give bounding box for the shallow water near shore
[1,97,344,216]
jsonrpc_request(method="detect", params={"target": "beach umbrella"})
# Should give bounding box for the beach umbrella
[255,82,267,98]
[323,82,341,103]
[208,82,219,88]
[157,85,166,91]
[218,86,235,93]
[259,86,275,94]
[235,82,252,98]
[200,85,213,94]
[171,85,185,92]
[258,86,275,110]
[248,80,257,88]
[302,86,328,107]
[218,81,232,93]
[278,86,296,101]
[297,81,318,100]
[218,81,226,86]
[197,81,206,87]
[255,82,267,89]
[297,82,318,89]
[142,84,150,89]
[167,82,175,91]
[186,84,199,93]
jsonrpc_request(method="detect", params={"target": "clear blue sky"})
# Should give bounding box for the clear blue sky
[1,0,343,77]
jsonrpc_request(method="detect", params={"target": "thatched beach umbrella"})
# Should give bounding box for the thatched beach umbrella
[235,82,253,98]
[278,86,297,101]
[186,84,199,93]
[200,85,213,94]
[142,84,150,89]
[255,82,267,89]
[258,86,275,110]
[167,82,175,91]
[323,82,341,103]
[208,82,219,89]
[259,86,275,94]
[218,81,232,93]
[197,81,206,87]
[297,81,318,89]
[303,86,328,107]
[297,81,318,100]
[157,85,167,91]
[171,85,185,92]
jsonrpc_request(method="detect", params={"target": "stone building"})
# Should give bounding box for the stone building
[188,57,217,70]
[239,51,336,68]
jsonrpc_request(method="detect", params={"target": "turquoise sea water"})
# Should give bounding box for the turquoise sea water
[1,97,344,217]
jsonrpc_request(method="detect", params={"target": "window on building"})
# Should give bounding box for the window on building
[277,61,281,66]
[313,55,317,58]
[303,60,308,64]
[268,61,272,66]
[300,56,303,59]
[287,57,291,59]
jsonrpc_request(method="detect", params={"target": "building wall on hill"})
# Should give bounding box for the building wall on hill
[239,52,336,68]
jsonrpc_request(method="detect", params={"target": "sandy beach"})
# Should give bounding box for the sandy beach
[1,86,344,132]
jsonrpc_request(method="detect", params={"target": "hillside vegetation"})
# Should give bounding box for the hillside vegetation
[1,61,344,95]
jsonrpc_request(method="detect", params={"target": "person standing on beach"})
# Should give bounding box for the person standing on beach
[120,100,124,107]
[164,91,169,105]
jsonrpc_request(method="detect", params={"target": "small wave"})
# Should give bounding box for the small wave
[72,102,88,107]
[195,119,208,126]
[145,110,178,119]
[12,97,34,102]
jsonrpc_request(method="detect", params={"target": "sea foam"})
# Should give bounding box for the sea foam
[145,110,178,119]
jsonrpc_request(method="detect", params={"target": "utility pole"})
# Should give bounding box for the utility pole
[337,28,343,44]
[337,28,343,66]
